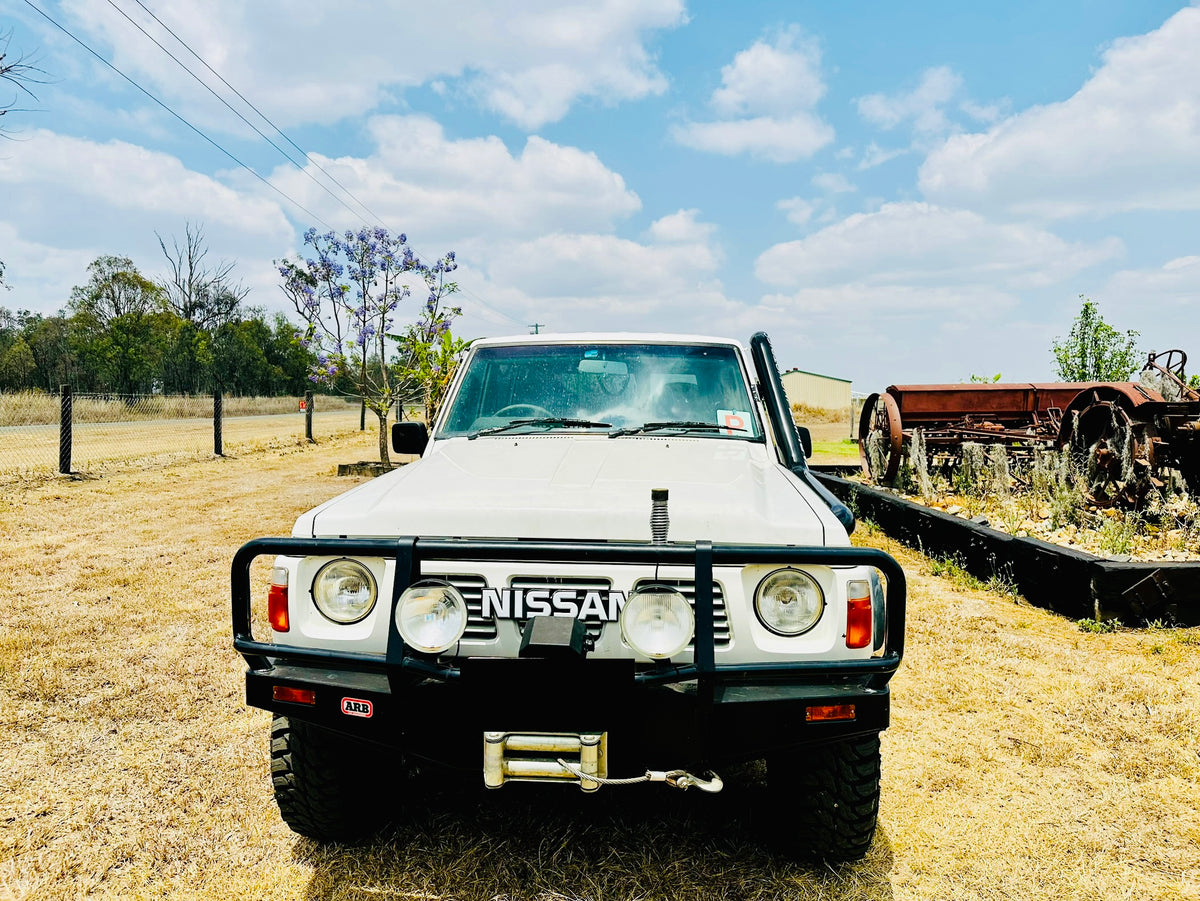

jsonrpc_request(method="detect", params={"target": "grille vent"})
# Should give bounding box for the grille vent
[421,573,496,640]
[509,576,614,640]
[632,578,731,648]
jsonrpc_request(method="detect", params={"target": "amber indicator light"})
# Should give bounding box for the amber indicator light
[806,704,856,722]
[272,685,316,705]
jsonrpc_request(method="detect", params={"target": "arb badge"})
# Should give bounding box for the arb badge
[341,697,373,718]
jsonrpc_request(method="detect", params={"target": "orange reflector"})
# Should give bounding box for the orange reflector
[846,596,872,649]
[272,685,316,705]
[268,584,290,632]
[806,704,856,722]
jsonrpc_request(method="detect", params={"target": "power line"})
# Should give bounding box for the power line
[110,0,523,330]
[101,0,370,227]
[20,0,336,231]
[120,0,390,229]
[26,0,525,330]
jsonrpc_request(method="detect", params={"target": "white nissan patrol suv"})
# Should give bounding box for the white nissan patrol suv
[232,331,905,861]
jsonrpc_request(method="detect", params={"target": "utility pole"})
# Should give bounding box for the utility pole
[528,323,545,335]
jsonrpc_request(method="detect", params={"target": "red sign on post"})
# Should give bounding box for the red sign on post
[299,399,307,412]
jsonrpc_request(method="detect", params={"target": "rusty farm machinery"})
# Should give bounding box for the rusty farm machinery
[858,350,1200,507]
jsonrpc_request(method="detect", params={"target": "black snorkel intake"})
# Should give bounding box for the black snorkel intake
[749,332,856,534]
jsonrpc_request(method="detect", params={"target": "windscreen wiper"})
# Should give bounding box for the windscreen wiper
[469,418,613,439]
[608,420,750,437]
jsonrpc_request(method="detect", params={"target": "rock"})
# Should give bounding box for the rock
[969,514,990,526]
[1109,554,1132,562]
[946,505,963,515]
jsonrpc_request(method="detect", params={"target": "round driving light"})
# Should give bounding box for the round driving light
[395,580,467,654]
[311,559,377,624]
[620,585,694,659]
[755,568,824,636]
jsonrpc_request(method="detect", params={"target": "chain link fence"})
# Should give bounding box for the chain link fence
[0,389,368,486]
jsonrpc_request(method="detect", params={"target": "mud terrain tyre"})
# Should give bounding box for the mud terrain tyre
[764,734,881,862]
[270,715,388,843]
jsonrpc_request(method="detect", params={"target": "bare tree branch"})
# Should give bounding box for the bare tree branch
[157,222,248,331]
[1,29,48,132]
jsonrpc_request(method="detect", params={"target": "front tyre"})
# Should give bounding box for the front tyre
[270,715,389,843]
[764,734,881,862]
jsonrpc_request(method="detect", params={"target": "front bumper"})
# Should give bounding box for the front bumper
[233,537,905,771]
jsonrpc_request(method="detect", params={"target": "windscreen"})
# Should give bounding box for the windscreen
[439,343,762,440]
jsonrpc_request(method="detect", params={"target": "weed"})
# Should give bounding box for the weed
[1077,617,1122,634]
[954,443,987,497]
[986,445,1012,500]
[865,430,888,482]
[909,428,934,503]
[1098,513,1140,556]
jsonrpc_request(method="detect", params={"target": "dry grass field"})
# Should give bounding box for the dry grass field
[1,432,1198,900]
[0,410,367,484]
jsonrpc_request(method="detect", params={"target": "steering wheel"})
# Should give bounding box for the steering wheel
[495,403,553,419]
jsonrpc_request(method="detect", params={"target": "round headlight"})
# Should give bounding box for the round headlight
[620,585,694,659]
[395,580,467,654]
[311,559,377,624]
[754,569,824,636]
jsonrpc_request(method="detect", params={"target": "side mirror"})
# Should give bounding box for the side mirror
[392,421,429,455]
[796,425,813,459]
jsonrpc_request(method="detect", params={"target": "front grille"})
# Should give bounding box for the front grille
[418,574,731,648]
[509,575,614,640]
[633,578,731,648]
[422,573,496,640]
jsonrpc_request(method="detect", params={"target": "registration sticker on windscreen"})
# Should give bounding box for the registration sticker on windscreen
[718,410,751,435]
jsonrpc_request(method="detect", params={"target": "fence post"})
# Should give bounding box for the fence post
[360,396,366,431]
[59,384,73,474]
[213,390,224,456]
[305,389,314,443]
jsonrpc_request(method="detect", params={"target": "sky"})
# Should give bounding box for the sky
[1,0,1198,391]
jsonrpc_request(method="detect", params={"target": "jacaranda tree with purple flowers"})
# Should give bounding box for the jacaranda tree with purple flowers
[278,226,460,465]
[390,250,470,424]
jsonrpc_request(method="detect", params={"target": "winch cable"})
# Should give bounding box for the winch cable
[555,759,724,792]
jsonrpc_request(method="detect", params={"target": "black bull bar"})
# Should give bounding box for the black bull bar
[232,537,906,686]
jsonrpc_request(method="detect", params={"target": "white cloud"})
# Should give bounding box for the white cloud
[811,172,856,194]
[0,225,96,314]
[671,27,834,162]
[267,115,642,244]
[858,66,963,135]
[857,142,907,170]
[672,114,834,163]
[0,129,292,235]
[56,0,686,130]
[757,283,1020,318]
[777,197,814,226]
[755,202,1122,290]
[919,6,1200,217]
[647,209,716,243]
[485,231,719,301]
[710,26,825,116]
[456,220,737,336]
[0,129,300,316]
[1104,255,1200,309]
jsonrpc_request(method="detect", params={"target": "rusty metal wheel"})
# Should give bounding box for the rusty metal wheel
[1065,396,1157,507]
[858,392,904,483]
